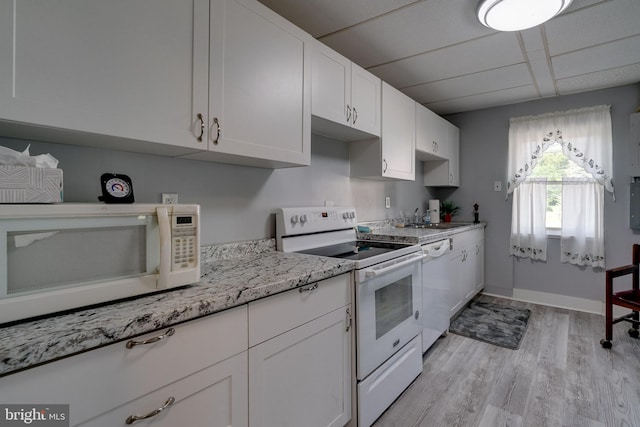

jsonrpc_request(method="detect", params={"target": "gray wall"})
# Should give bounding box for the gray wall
[0,134,433,245]
[445,83,640,302]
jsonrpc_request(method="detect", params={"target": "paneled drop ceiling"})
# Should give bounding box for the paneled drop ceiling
[257,0,640,114]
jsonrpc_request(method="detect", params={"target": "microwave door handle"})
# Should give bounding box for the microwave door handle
[157,207,171,289]
[364,253,425,279]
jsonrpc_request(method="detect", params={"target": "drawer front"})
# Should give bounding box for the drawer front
[0,305,248,425]
[80,351,248,427]
[248,274,350,347]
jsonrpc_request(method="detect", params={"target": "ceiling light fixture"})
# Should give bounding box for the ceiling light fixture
[477,0,573,32]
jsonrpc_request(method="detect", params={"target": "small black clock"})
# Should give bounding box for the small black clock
[98,173,135,204]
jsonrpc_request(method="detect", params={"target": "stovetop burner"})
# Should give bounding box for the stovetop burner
[298,241,413,261]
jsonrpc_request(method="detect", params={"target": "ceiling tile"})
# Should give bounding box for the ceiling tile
[552,35,640,79]
[319,1,494,68]
[556,62,640,95]
[369,33,524,89]
[256,0,418,38]
[545,0,640,56]
[424,85,540,115]
[404,63,534,104]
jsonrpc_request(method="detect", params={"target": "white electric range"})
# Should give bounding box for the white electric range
[276,207,424,427]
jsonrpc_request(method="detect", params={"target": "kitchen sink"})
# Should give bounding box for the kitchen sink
[403,222,470,229]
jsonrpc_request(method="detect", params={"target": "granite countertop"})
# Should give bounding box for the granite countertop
[357,221,487,245]
[0,239,354,377]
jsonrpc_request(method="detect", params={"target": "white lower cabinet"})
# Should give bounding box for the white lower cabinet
[0,306,249,426]
[448,228,485,318]
[248,274,352,427]
[0,275,354,427]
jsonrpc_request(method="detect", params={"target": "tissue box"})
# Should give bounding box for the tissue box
[0,166,63,203]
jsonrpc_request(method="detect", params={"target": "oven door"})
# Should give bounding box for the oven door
[355,252,423,380]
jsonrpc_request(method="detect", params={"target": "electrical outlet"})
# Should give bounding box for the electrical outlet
[385,197,391,209]
[162,193,178,204]
[494,181,502,192]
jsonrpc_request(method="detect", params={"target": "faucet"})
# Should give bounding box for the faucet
[414,208,420,224]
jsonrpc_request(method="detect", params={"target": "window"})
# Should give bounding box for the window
[528,142,591,231]
[507,105,613,268]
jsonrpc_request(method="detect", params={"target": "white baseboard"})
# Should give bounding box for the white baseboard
[483,289,611,316]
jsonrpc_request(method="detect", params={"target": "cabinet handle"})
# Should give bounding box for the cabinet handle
[125,396,175,424]
[346,105,352,123]
[383,159,388,173]
[299,283,318,293]
[211,117,220,145]
[125,328,175,349]
[346,308,352,332]
[196,113,205,142]
[476,244,480,255]
[450,173,453,184]
[433,141,437,152]
[352,107,358,125]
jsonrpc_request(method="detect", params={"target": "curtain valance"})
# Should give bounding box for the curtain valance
[506,105,614,198]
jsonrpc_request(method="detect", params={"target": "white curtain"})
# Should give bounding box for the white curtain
[509,179,548,261]
[561,178,605,268]
[507,105,613,265]
[507,105,614,196]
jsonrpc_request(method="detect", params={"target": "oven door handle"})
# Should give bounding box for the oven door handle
[361,253,425,280]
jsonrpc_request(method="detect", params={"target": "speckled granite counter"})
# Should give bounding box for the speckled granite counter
[357,221,487,245]
[0,239,354,377]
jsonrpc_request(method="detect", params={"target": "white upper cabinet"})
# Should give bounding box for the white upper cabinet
[349,82,415,181]
[311,42,380,140]
[416,103,447,161]
[183,0,311,168]
[421,107,460,187]
[0,0,311,168]
[0,0,209,156]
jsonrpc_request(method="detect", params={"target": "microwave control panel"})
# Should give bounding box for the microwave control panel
[171,214,198,270]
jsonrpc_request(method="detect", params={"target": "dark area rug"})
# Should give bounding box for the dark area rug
[449,300,531,350]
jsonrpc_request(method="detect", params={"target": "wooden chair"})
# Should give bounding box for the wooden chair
[601,244,640,349]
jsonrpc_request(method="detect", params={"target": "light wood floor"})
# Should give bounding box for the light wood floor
[373,295,640,427]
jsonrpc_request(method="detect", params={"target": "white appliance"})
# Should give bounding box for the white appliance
[421,239,451,352]
[0,204,200,324]
[276,207,424,427]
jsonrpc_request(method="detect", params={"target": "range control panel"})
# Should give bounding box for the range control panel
[276,207,358,237]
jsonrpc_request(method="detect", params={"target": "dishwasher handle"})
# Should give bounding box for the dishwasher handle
[423,239,450,258]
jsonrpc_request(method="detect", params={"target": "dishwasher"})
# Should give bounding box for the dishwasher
[421,238,451,353]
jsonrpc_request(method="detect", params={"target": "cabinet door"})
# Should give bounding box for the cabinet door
[474,234,485,293]
[206,0,311,167]
[0,0,209,155]
[447,124,460,186]
[312,43,350,126]
[81,351,248,427]
[381,82,415,180]
[447,250,465,317]
[350,63,381,136]
[249,306,352,427]
[415,104,447,161]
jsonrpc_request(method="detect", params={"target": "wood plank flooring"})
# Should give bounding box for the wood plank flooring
[372,295,640,427]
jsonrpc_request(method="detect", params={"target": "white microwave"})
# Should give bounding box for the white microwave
[0,204,200,324]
